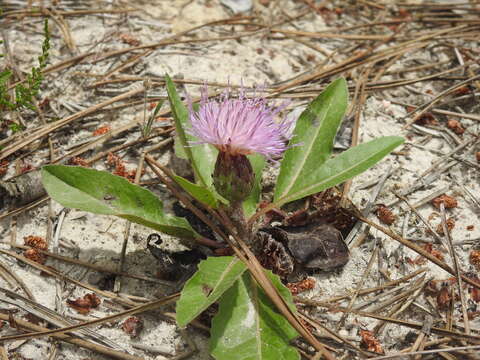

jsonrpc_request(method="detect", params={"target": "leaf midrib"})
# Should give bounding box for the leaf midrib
[277,96,335,200]
[252,279,262,359]
[276,142,395,205]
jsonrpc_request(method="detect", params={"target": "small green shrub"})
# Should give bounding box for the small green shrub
[1,18,50,128]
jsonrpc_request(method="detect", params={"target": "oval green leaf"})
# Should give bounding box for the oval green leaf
[275,136,404,205]
[274,78,348,203]
[176,256,247,327]
[210,271,299,360]
[41,165,198,242]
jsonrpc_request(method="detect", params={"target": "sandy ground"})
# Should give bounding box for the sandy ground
[1,0,479,359]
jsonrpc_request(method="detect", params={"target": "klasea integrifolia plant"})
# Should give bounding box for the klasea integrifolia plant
[41,75,404,360]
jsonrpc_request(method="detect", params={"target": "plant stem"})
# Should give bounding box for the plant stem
[224,201,252,246]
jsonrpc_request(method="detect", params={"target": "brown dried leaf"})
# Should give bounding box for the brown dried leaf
[446,119,465,135]
[24,313,43,325]
[432,194,458,209]
[106,152,121,167]
[20,163,33,174]
[24,248,46,264]
[92,125,111,136]
[287,278,316,295]
[0,160,8,177]
[38,97,50,110]
[360,330,384,354]
[470,287,480,302]
[437,286,452,310]
[311,189,356,232]
[106,152,139,182]
[467,311,480,320]
[397,8,411,18]
[414,112,438,126]
[425,277,455,295]
[454,86,471,96]
[24,235,48,250]
[412,244,444,265]
[119,33,141,46]
[67,293,101,314]
[122,316,144,338]
[375,205,395,225]
[469,250,480,271]
[436,218,455,235]
[464,273,480,302]
[69,157,90,167]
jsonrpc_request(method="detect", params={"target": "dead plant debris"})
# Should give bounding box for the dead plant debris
[287,278,316,295]
[360,329,384,354]
[121,316,144,338]
[374,204,396,225]
[23,235,48,250]
[2,1,480,359]
[432,194,458,209]
[66,293,101,315]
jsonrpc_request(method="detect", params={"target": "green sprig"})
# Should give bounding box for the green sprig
[1,18,50,115]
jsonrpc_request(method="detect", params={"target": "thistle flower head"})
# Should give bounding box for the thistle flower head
[188,85,293,158]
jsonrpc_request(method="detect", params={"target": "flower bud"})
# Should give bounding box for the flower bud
[213,152,254,203]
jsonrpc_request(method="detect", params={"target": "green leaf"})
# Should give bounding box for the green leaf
[173,136,188,159]
[41,165,198,241]
[242,154,265,217]
[173,174,218,208]
[274,78,348,203]
[143,100,164,137]
[176,256,247,327]
[165,75,217,187]
[210,271,299,360]
[274,136,404,205]
[0,69,12,84]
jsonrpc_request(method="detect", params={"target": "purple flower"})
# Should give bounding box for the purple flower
[188,86,293,158]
